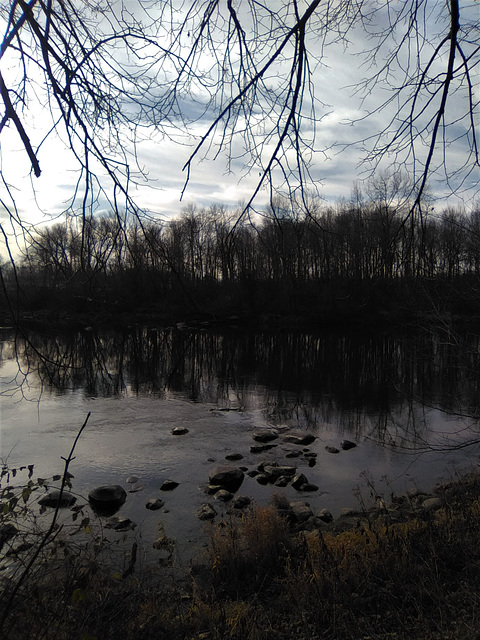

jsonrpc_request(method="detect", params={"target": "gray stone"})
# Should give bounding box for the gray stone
[38,490,77,508]
[171,426,189,435]
[105,516,136,531]
[274,476,291,487]
[128,484,145,493]
[88,485,127,516]
[250,443,277,453]
[262,465,296,479]
[145,498,165,511]
[197,503,217,520]
[214,489,233,502]
[126,475,139,484]
[160,479,179,491]
[289,501,313,523]
[291,473,309,490]
[208,466,244,492]
[325,446,340,454]
[317,508,334,523]
[283,433,316,446]
[300,483,319,492]
[256,474,270,485]
[421,497,442,511]
[341,440,357,450]
[285,450,302,458]
[252,430,278,443]
[225,453,244,461]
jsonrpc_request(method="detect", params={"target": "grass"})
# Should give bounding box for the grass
[1,470,480,639]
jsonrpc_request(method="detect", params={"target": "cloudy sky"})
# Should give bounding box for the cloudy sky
[0,0,478,255]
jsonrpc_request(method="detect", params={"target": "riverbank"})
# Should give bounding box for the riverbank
[1,469,479,639]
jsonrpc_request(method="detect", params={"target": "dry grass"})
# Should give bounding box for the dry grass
[1,473,480,639]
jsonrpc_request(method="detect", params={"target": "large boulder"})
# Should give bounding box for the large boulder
[38,490,77,508]
[208,466,244,493]
[88,485,126,515]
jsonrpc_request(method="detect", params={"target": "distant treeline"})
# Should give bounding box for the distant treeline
[6,187,480,326]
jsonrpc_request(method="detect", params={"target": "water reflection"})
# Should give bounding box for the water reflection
[2,325,480,450]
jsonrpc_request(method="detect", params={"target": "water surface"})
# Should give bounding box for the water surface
[1,325,479,564]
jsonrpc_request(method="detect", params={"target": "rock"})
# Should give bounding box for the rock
[325,446,340,454]
[289,501,314,523]
[252,430,278,443]
[256,474,270,485]
[339,507,359,517]
[88,485,127,516]
[171,427,189,435]
[341,440,357,451]
[145,498,165,511]
[232,495,251,509]
[225,453,244,461]
[307,458,317,467]
[291,473,309,490]
[303,452,317,458]
[104,516,136,531]
[197,503,217,520]
[300,483,319,492]
[126,475,139,484]
[208,466,244,493]
[283,433,316,446]
[285,450,302,458]
[128,484,145,493]
[262,465,296,480]
[160,480,179,491]
[38,490,77,508]
[214,489,233,501]
[317,508,334,523]
[250,444,277,453]
[247,469,260,478]
[420,497,442,511]
[274,476,291,487]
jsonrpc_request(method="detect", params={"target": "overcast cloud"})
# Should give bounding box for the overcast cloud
[0,0,478,250]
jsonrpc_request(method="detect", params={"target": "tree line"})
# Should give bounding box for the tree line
[6,182,480,326]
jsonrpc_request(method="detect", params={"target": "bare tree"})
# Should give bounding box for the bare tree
[0,1,477,269]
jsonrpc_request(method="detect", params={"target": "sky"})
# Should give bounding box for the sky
[0,0,479,258]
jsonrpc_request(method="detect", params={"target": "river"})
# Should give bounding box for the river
[1,323,479,566]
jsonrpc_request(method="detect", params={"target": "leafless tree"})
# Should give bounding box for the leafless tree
[0,1,477,271]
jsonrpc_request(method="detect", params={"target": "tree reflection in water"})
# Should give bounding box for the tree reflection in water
[2,326,480,452]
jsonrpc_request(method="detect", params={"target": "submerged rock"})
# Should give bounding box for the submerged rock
[171,427,189,436]
[283,433,316,446]
[38,490,77,508]
[325,446,340,454]
[105,516,136,532]
[160,480,180,491]
[225,452,244,461]
[145,498,165,511]
[252,430,278,443]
